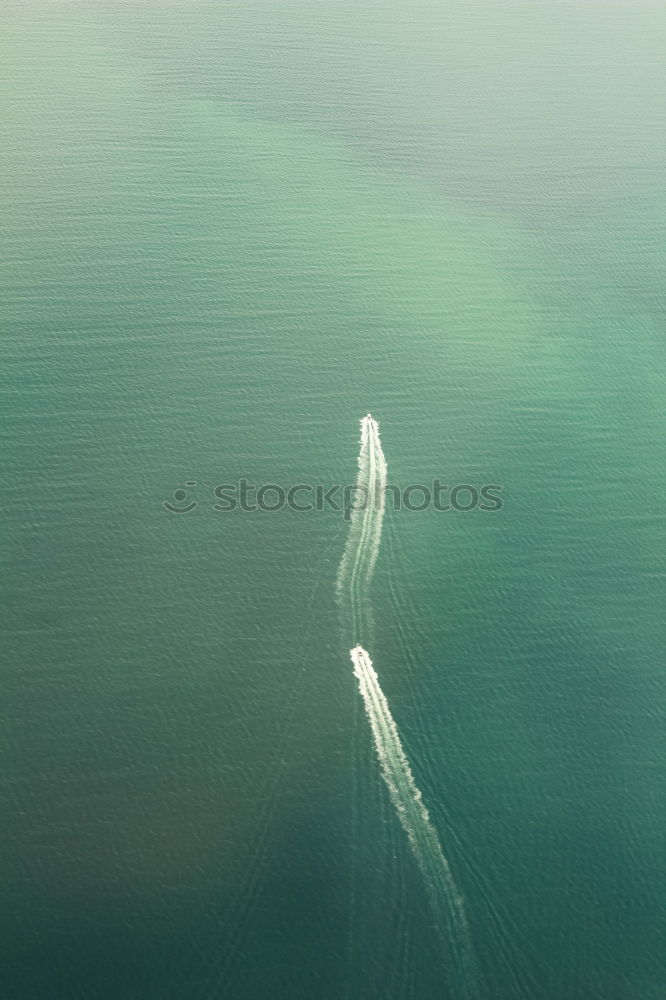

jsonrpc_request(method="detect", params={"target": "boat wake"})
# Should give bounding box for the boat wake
[339,414,479,997]
[336,413,387,644]
[350,644,478,996]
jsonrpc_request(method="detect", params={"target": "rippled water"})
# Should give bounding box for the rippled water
[2,2,665,997]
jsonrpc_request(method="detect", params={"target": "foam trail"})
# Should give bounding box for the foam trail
[336,414,387,642]
[339,416,478,995]
[350,644,478,998]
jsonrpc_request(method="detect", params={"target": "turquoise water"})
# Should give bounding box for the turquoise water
[2,2,665,997]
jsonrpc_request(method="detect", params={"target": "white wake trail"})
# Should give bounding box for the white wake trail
[336,414,387,642]
[350,644,478,997]
[338,415,479,997]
